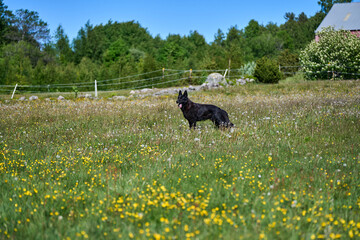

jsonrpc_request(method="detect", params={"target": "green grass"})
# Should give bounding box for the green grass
[1,80,360,239]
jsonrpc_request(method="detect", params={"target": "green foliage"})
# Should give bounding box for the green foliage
[318,0,352,14]
[300,27,360,80]
[250,33,282,59]
[281,12,325,50]
[254,56,282,83]
[239,61,256,77]
[0,2,327,88]
[0,0,10,44]
[6,9,50,46]
[54,25,73,64]
[72,86,78,98]
[103,38,128,63]
[278,49,299,78]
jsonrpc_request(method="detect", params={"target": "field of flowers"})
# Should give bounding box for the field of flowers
[1,81,360,239]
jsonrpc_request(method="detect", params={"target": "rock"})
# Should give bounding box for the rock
[29,96,38,101]
[200,83,209,90]
[199,73,228,90]
[18,96,26,101]
[78,93,92,99]
[191,85,201,91]
[112,96,127,100]
[57,96,65,100]
[205,73,227,86]
[200,82,222,90]
[140,88,151,93]
[237,79,247,85]
[188,85,196,91]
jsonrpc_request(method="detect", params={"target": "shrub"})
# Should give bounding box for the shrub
[300,27,360,80]
[239,61,256,77]
[254,57,282,84]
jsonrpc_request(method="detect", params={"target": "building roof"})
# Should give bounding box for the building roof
[316,2,360,33]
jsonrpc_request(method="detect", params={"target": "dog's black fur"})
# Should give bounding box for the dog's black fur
[176,90,234,129]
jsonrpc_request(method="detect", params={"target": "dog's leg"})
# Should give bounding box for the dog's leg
[188,121,196,129]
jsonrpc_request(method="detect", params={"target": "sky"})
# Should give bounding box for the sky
[3,0,339,43]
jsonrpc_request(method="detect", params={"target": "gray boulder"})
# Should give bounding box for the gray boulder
[235,78,255,86]
[140,88,152,93]
[205,73,227,86]
[112,96,127,100]
[188,85,201,91]
[237,79,247,85]
[29,96,39,101]
[78,93,92,99]
[200,73,228,90]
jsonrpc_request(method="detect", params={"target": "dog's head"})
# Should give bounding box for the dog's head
[176,90,188,109]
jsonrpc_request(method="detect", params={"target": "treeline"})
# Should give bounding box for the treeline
[0,0,327,88]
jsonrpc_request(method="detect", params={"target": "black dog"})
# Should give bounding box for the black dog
[176,90,234,129]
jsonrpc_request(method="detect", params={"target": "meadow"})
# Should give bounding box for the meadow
[0,80,360,239]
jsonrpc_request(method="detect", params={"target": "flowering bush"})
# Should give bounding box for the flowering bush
[300,27,360,80]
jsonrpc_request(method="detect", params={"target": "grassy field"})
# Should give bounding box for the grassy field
[1,80,360,239]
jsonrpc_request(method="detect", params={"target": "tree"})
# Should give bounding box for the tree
[186,30,208,68]
[141,54,158,78]
[284,12,296,21]
[213,29,225,46]
[6,9,50,46]
[225,26,246,68]
[103,38,128,63]
[72,21,91,64]
[0,0,10,44]
[251,33,282,59]
[157,34,188,68]
[318,0,352,14]
[280,12,323,50]
[244,20,264,39]
[1,41,37,84]
[54,25,73,64]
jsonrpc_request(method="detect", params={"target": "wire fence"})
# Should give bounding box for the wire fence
[1,65,359,97]
[0,68,250,96]
[279,65,360,80]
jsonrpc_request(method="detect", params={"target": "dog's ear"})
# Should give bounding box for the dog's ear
[184,90,188,97]
[179,90,182,96]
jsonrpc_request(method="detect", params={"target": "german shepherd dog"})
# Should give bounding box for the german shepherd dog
[176,90,234,129]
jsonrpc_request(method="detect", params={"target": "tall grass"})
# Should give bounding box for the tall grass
[1,81,359,239]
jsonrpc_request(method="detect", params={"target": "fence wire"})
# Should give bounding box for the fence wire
[1,66,359,95]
